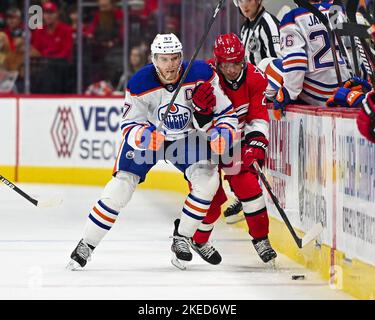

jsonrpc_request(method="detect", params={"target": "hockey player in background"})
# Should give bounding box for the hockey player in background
[273,0,351,113]
[225,0,281,220]
[233,0,281,66]
[223,56,285,223]
[67,33,238,270]
[190,33,277,265]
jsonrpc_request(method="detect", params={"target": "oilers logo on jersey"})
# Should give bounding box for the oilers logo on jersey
[158,103,192,131]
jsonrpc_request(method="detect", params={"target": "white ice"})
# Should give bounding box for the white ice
[0,183,353,300]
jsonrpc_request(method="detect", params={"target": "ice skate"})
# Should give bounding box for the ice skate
[189,239,222,265]
[252,237,277,263]
[66,239,94,270]
[223,199,244,224]
[171,219,192,270]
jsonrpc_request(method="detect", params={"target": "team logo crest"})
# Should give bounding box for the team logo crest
[158,103,192,131]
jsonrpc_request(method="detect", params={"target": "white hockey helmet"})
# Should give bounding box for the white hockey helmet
[232,0,262,7]
[151,33,183,81]
[151,33,183,56]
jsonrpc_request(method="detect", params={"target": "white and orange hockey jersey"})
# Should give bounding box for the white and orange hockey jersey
[121,60,237,149]
[279,2,351,105]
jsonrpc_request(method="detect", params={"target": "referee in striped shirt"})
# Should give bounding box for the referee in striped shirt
[233,0,281,66]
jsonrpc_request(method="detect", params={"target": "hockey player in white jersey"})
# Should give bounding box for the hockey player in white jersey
[274,0,351,112]
[67,33,238,270]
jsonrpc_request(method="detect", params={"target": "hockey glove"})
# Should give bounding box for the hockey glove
[242,133,268,171]
[135,125,165,151]
[273,87,291,119]
[192,82,216,115]
[357,91,375,143]
[326,87,364,108]
[209,125,234,155]
[343,76,372,93]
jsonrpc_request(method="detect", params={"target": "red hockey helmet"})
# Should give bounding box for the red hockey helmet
[214,33,245,64]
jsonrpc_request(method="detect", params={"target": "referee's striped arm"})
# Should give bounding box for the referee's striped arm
[240,10,281,66]
[259,12,281,60]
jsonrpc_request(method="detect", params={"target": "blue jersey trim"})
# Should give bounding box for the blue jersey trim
[182,208,205,221]
[301,89,328,102]
[89,214,111,230]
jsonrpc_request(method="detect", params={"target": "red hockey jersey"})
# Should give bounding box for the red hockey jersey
[209,60,269,140]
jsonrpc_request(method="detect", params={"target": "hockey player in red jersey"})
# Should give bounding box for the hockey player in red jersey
[189,33,277,265]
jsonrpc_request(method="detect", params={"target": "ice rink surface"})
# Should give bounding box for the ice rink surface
[0,184,353,300]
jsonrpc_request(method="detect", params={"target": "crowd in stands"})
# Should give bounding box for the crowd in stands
[0,0,181,94]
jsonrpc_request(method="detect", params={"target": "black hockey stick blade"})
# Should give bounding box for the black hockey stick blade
[157,0,225,132]
[335,23,371,38]
[253,162,323,248]
[0,174,63,208]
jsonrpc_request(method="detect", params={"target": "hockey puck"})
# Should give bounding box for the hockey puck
[291,275,305,280]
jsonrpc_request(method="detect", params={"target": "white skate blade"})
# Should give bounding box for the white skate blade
[171,253,188,270]
[225,214,245,225]
[37,196,63,208]
[301,222,324,247]
[66,260,82,271]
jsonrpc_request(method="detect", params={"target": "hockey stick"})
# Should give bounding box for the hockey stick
[294,0,343,86]
[253,161,323,249]
[0,174,62,208]
[335,22,370,38]
[346,0,375,81]
[156,0,225,131]
[330,0,358,76]
[331,0,360,76]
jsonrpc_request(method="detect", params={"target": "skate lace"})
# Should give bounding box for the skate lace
[172,236,190,253]
[228,200,241,210]
[76,241,92,260]
[198,242,216,258]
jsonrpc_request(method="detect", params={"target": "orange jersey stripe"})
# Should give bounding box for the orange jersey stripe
[93,207,116,224]
[304,83,335,95]
[266,65,284,86]
[185,200,207,214]
[283,59,307,67]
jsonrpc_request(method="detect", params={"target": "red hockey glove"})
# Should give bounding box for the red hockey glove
[326,87,364,108]
[135,125,165,151]
[192,82,216,115]
[210,125,234,155]
[241,133,268,171]
[357,91,375,143]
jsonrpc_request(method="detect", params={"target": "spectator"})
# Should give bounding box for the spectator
[86,0,123,49]
[129,46,147,76]
[31,1,73,61]
[31,1,74,93]
[0,31,11,70]
[3,7,23,52]
[5,30,40,92]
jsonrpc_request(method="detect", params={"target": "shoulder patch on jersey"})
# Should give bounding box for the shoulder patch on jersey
[183,60,214,84]
[127,64,162,96]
